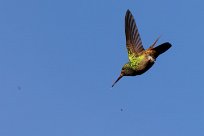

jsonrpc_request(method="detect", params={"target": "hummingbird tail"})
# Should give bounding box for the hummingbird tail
[154,42,172,57]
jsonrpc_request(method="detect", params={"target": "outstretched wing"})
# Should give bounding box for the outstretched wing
[125,10,144,61]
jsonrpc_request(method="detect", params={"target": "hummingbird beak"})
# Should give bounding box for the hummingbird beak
[112,74,123,87]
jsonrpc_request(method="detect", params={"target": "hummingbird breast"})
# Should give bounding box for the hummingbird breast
[131,54,155,75]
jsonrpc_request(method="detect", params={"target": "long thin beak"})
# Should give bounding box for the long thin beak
[112,74,123,87]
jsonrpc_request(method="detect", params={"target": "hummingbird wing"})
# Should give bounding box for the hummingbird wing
[125,10,145,61]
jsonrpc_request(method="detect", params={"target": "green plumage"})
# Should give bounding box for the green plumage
[112,10,172,87]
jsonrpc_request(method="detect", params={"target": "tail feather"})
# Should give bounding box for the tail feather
[154,42,172,57]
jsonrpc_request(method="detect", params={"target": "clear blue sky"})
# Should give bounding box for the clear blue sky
[0,0,203,136]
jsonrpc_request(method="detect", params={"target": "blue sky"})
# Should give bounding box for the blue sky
[0,0,203,136]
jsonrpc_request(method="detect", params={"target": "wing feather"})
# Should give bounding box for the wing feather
[125,10,144,61]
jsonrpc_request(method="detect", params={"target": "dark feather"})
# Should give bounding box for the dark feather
[153,42,172,58]
[125,10,144,56]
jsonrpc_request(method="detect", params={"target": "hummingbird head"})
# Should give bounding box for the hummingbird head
[112,64,134,87]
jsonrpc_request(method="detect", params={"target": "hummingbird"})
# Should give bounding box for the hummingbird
[112,9,172,87]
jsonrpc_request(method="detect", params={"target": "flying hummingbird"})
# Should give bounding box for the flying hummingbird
[112,9,172,87]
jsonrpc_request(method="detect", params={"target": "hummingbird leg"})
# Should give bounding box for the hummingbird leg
[148,56,155,62]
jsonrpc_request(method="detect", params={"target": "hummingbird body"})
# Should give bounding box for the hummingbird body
[112,10,172,87]
[122,49,156,76]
